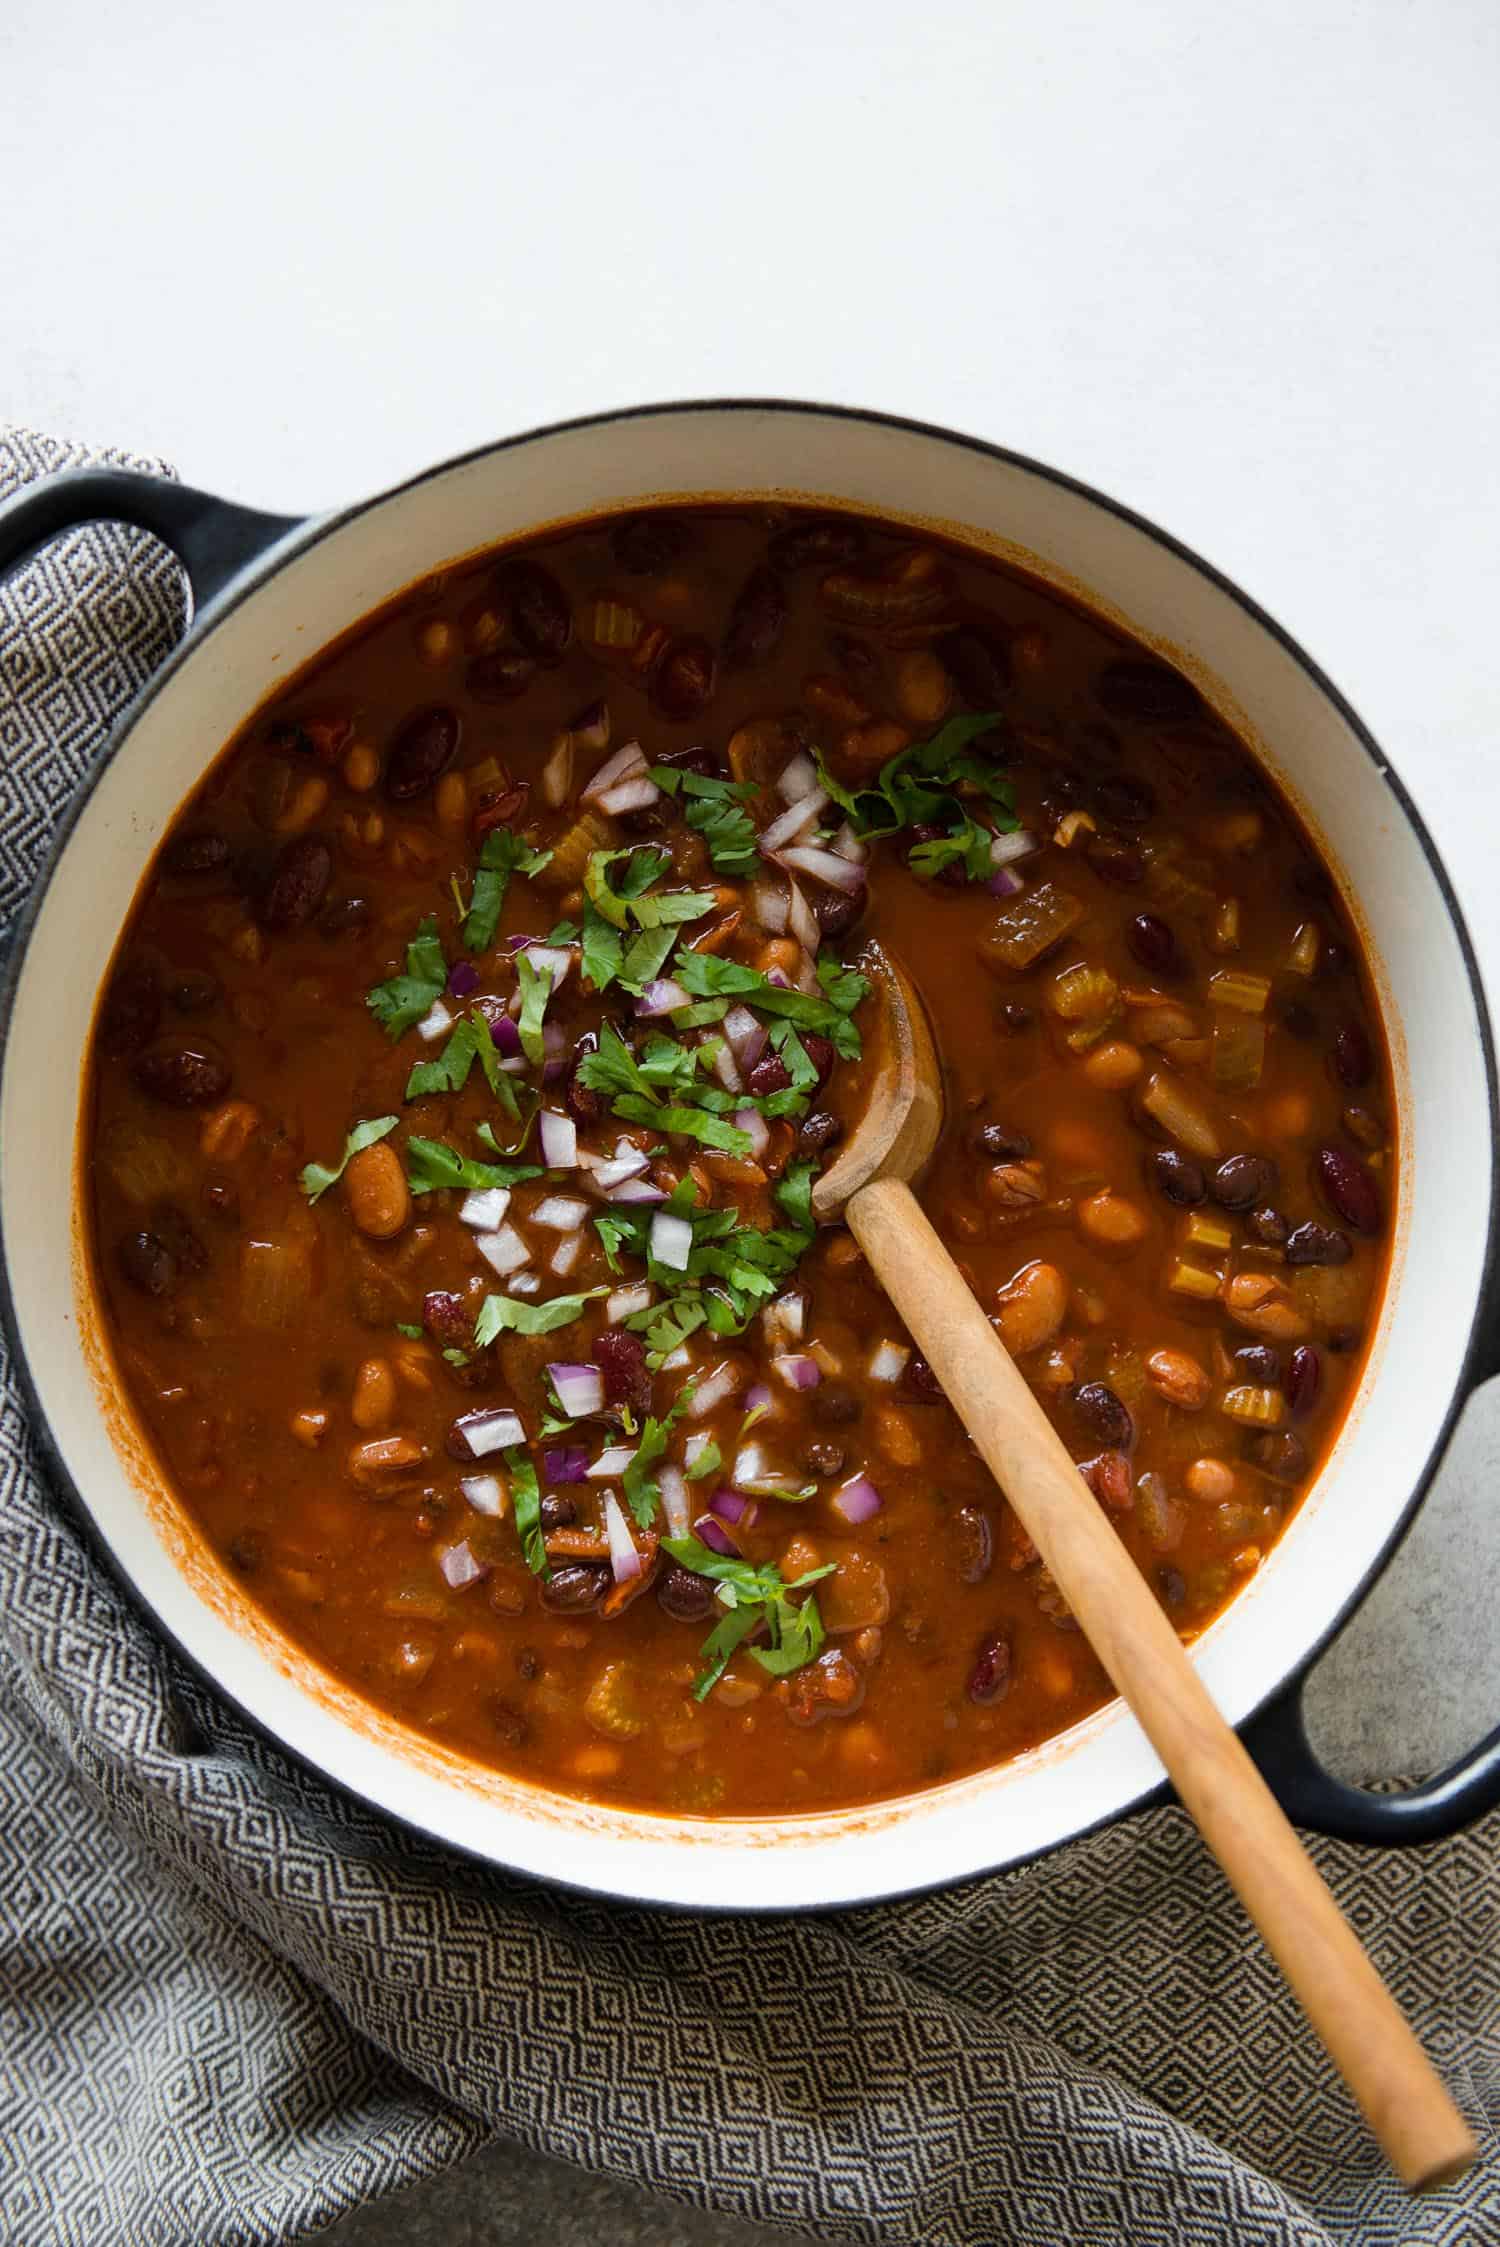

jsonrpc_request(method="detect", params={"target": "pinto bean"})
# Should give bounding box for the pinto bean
[996,1262,1069,1355]
[343,1141,411,1240]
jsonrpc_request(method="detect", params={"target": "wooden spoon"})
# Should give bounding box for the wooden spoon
[813,943,1476,2192]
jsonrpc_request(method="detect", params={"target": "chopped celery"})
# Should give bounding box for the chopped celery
[983,882,1085,971]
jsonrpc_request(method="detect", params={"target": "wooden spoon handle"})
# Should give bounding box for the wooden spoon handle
[846,1174,1477,2192]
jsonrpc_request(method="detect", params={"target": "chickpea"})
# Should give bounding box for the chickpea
[199,1098,261,1162]
[755,937,802,981]
[1263,1089,1315,1142]
[891,649,953,728]
[874,1404,921,1467]
[1146,1347,1211,1411]
[995,1261,1069,1355]
[416,618,455,668]
[571,1743,623,1780]
[434,771,468,828]
[1083,1039,1144,1090]
[343,1141,411,1240]
[1076,1190,1149,1251]
[228,922,266,967]
[1186,1456,1237,1502]
[341,740,380,792]
[1207,808,1264,854]
[272,773,330,835]
[351,1357,397,1432]
[1222,1270,1308,1342]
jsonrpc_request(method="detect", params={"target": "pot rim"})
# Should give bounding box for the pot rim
[2,395,1496,1911]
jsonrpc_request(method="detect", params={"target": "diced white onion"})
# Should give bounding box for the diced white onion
[762,1290,806,1346]
[508,1271,541,1296]
[991,827,1040,868]
[605,1281,654,1324]
[752,881,789,934]
[592,1151,650,1191]
[460,1187,510,1231]
[733,1441,767,1488]
[659,1464,691,1539]
[734,1108,770,1159]
[760,788,826,855]
[588,1444,638,1480]
[786,878,820,954]
[550,1234,581,1276]
[540,731,574,809]
[581,738,648,804]
[525,946,573,992]
[687,1361,743,1419]
[439,1540,487,1588]
[476,1225,530,1276]
[460,1474,506,1517]
[603,1490,642,1581]
[684,1431,713,1469]
[710,1040,743,1094]
[781,843,865,892]
[722,1005,768,1067]
[416,998,453,1043]
[547,1362,604,1417]
[777,750,820,802]
[532,1195,590,1232]
[658,1345,693,1372]
[598,776,661,816]
[538,1110,578,1169]
[831,821,867,864]
[869,1339,912,1383]
[455,1408,524,1457]
[650,1210,693,1270]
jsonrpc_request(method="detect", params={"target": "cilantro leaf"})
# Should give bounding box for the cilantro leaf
[630,886,718,931]
[651,766,762,878]
[405,1135,543,1197]
[300,1115,399,1203]
[660,1536,836,1698]
[366,917,447,1039]
[673,950,869,1059]
[685,1437,721,1483]
[691,1603,763,1697]
[464,830,553,953]
[618,924,677,996]
[473,1289,604,1345]
[750,1591,827,1677]
[609,1094,753,1155]
[774,1158,818,1233]
[581,898,624,993]
[583,845,669,930]
[514,951,555,1066]
[813,714,1017,885]
[506,1447,549,1577]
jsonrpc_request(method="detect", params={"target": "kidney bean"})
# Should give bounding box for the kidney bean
[98,964,162,1055]
[496,560,572,660]
[966,1629,1012,1704]
[942,617,1011,705]
[1248,1205,1289,1247]
[747,1053,793,1097]
[1080,1450,1133,1510]
[467,649,536,702]
[1280,1001,1319,1041]
[133,1040,231,1108]
[977,1121,1031,1159]
[950,1505,993,1585]
[1313,1144,1382,1234]
[427,1294,474,1355]
[1248,1431,1307,1483]
[611,514,688,574]
[1070,1382,1134,1450]
[594,1328,651,1416]
[119,1229,176,1296]
[258,834,333,927]
[904,1355,945,1404]
[722,566,787,669]
[540,1563,609,1614]
[1234,1344,1282,1389]
[804,1440,847,1478]
[1000,1003,1034,1035]
[801,1033,837,1087]
[812,1383,861,1427]
[1210,1153,1277,1211]
[1095,660,1201,723]
[539,1493,577,1532]
[657,1564,716,1623]
[1149,1149,1206,1206]
[1095,772,1157,825]
[385,705,460,802]
[1127,912,1184,978]
[163,829,231,877]
[1087,835,1146,886]
[812,884,864,939]
[1285,1220,1352,1267]
[1286,1344,1322,1416]
[167,968,218,1014]
[796,1112,843,1156]
[770,518,867,570]
[1332,1020,1374,1088]
[652,636,717,720]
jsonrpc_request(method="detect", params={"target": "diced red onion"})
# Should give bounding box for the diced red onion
[693,1512,738,1557]
[540,731,574,809]
[659,1464,691,1540]
[440,1539,488,1589]
[550,1235,581,1276]
[723,1005,768,1068]
[446,959,480,998]
[541,1020,568,1084]
[759,788,826,855]
[451,1407,524,1459]
[459,1472,506,1515]
[990,827,1039,868]
[765,966,792,991]
[709,1487,755,1526]
[832,1474,883,1526]
[634,978,690,1019]
[490,1012,523,1059]
[588,1443,638,1480]
[743,1383,773,1416]
[598,775,661,816]
[603,1490,642,1581]
[416,997,453,1043]
[532,1195,589,1232]
[777,750,820,803]
[460,1186,511,1231]
[752,881,789,935]
[546,1362,604,1418]
[733,1107,770,1160]
[591,1150,651,1191]
[831,822,867,864]
[581,738,648,803]
[869,1339,912,1383]
[476,1225,530,1277]
[539,1109,578,1169]
[987,865,1026,898]
[772,1353,821,1392]
[687,1361,743,1420]
[762,1290,806,1347]
[605,1281,654,1324]
[780,843,866,894]
[541,1446,590,1486]
[786,879,820,954]
[710,1041,743,1095]
[794,949,821,996]
[650,1210,693,1270]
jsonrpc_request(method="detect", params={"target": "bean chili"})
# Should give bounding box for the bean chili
[86,504,1394,1815]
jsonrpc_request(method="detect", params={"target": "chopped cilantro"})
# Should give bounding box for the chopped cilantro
[685,1437,721,1483]
[514,950,554,1066]
[300,1115,399,1203]
[506,1447,549,1577]
[631,886,718,931]
[395,1321,424,1339]
[581,899,624,992]
[366,917,447,1039]
[473,1288,605,1345]
[661,1536,835,1698]
[609,1094,753,1155]
[813,712,1017,882]
[672,949,869,1059]
[650,765,762,878]
[618,923,677,996]
[774,1158,818,1232]
[405,1135,543,1197]
[463,830,553,952]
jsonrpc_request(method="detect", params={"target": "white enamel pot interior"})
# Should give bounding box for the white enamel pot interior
[2,403,1495,1912]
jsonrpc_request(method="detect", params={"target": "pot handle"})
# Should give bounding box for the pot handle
[1242,1675,1500,1843]
[0,466,302,613]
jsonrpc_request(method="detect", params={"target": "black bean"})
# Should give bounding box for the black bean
[656,1564,716,1623]
[812,1384,861,1427]
[228,1529,265,1573]
[1248,1432,1308,1484]
[943,618,1011,705]
[538,1494,577,1532]
[977,1122,1031,1159]
[1313,1144,1382,1235]
[540,1564,610,1614]
[202,1178,239,1225]
[768,518,866,571]
[1280,1001,1319,1041]
[385,705,460,801]
[319,895,372,941]
[150,1201,208,1273]
[1285,1221,1352,1267]
[594,1329,651,1416]
[804,1441,847,1479]
[903,1355,945,1403]
[1291,861,1331,901]
[467,649,536,702]
[652,636,717,720]
[1095,660,1201,723]
[1127,912,1184,978]
[258,834,333,928]
[496,560,572,660]
[487,1700,529,1749]
[167,968,218,1014]
[163,829,231,877]
[119,1230,176,1296]
[748,1053,793,1097]
[966,1630,1012,1705]
[133,1040,231,1108]
[1000,1003,1034,1035]
[1286,1345,1322,1416]
[950,1505,993,1585]
[1149,1149,1207,1206]
[1039,763,1085,810]
[1247,1205,1289,1247]
[722,566,787,669]
[98,964,162,1055]
[796,1112,843,1156]
[1094,772,1157,825]
[1210,1153,1277,1211]
[1234,1344,1282,1389]
[1087,835,1146,886]
[1326,1324,1362,1354]
[1332,1020,1374,1089]
[611,514,688,574]
[1069,1382,1134,1451]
